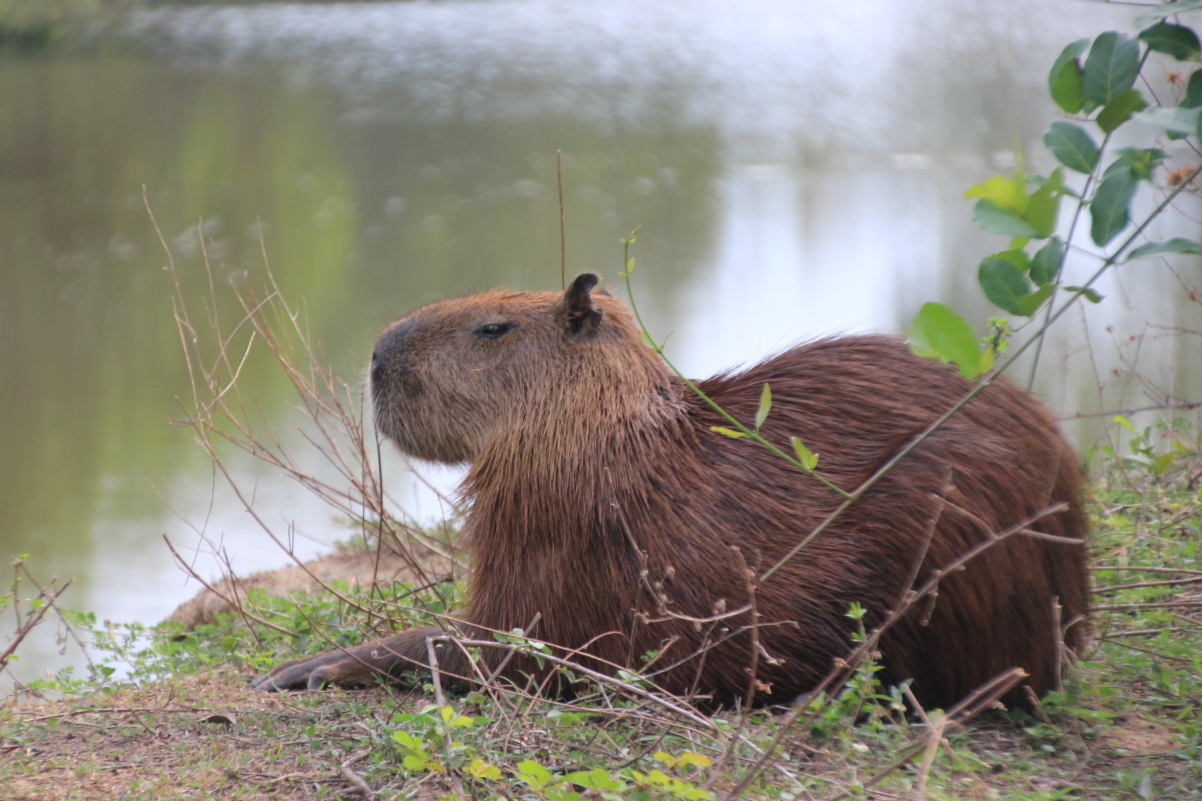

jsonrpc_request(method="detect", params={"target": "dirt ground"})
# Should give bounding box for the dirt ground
[1,666,1195,801]
[1,672,403,800]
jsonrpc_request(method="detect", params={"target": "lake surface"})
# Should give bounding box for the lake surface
[2,0,1199,687]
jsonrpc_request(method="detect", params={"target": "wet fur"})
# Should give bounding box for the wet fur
[254,274,1089,708]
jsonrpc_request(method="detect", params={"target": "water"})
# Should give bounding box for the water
[2,0,1199,687]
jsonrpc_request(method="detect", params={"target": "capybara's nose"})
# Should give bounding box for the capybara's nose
[371,318,417,389]
[370,349,383,386]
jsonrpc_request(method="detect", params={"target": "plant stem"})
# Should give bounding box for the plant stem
[1027,130,1112,389]
[620,152,1200,583]
[617,232,853,500]
[759,160,1202,582]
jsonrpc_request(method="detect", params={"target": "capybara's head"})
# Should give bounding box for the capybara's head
[370,273,674,464]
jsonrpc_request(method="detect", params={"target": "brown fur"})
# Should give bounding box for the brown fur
[253,274,1090,709]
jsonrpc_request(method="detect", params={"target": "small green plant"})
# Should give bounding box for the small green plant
[1091,414,1197,479]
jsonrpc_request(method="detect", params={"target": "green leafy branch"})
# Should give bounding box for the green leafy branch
[762,155,1202,583]
[618,10,1202,585]
[618,228,844,498]
[911,17,1202,385]
[617,146,1200,583]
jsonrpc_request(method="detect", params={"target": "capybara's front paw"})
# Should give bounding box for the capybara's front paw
[251,631,438,692]
[250,650,373,692]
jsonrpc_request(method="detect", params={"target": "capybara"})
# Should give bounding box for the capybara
[253,273,1089,709]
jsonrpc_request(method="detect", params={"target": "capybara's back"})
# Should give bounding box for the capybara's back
[255,274,1089,709]
[680,336,1089,706]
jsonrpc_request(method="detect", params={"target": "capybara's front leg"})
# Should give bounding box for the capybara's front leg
[251,626,440,691]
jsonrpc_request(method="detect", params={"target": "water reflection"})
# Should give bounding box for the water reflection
[2,0,1200,686]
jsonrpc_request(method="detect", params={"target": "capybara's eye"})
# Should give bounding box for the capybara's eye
[475,322,514,340]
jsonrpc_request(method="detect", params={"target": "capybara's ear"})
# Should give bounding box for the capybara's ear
[563,273,603,340]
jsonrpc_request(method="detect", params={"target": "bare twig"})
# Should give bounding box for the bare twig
[340,752,374,798]
[1052,596,1064,693]
[1093,575,1202,593]
[827,668,1027,801]
[557,149,566,290]
[426,635,448,708]
[0,569,73,670]
[706,547,762,788]
[724,505,1066,799]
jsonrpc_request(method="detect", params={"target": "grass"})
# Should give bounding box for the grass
[2,461,1200,801]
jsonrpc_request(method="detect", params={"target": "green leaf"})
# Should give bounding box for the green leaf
[1083,32,1141,105]
[710,426,747,439]
[976,345,994,376]
[1107,147,1170,180]
[1135,1,1202,29]
[790,436,820,471]
[1126,237,1202,260]
[979,257,1035,315]
[1063,285,1105,303]
[972,199,1039,237]
[1049,38,1089,113]
[1030,237,1064,285]
[1152,451,1176,477]
[1044,122,1099,174]
[1024,169,1062,238]
[678,753,712,768]
[1132,105,1201,134]
[906,302,984,380]
[1015,284,1056,317]
[1174,74,1202,135]
[493,627,527,643]
[468,759,502,781]
[755,383,771,431]
[1097,89,1147,133]
[1139,22,1201,61]
[1184,69,1202,108]
[565,769,626,792]
[544,788,582,801]
[964,173,1028,214]
[1089,169,1138,246]
[517,760,553,790]
[988,248,1031,274]
[402,754,429,771]
[1113,415,1138,435]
